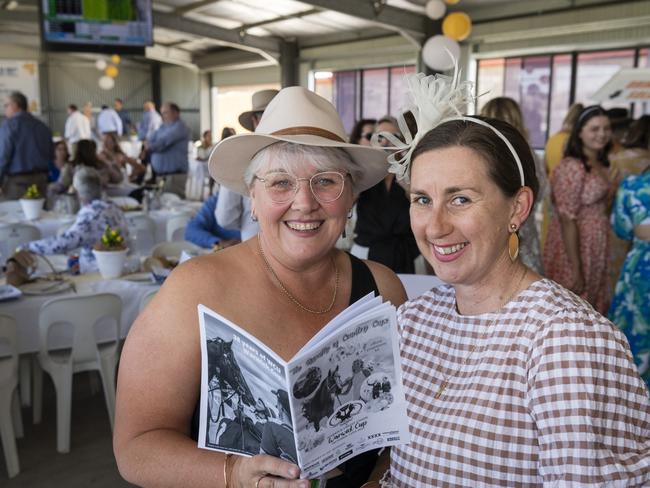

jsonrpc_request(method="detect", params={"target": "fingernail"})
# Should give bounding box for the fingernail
[288,467,299,477]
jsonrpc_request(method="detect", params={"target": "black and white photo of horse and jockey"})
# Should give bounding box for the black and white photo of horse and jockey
[291,333,397,452]
[201,313,296,463]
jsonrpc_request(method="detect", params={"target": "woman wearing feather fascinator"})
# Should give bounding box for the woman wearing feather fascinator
[363,69,650,487]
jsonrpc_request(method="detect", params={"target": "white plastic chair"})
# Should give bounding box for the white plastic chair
[0,314,22,478]
[0,223,41,263]
[139,289,158,313]
[166,214,192,242]
[125,214,156,256]
[152,240,203,261]
[34,293,122,453]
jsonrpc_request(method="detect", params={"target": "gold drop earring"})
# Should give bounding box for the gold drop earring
[508,223,519,262]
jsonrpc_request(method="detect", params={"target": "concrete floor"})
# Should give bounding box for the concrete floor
[1,371,135,487]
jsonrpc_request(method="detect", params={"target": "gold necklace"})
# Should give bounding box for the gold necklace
[435,267,528,400]
[257,238,339,315]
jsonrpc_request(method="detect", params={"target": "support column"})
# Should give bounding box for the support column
[280,40,299,87]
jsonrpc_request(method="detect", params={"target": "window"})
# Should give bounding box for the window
[520,56,551,149]
[325,65,416,134]
[475,46,648,148]
[575,49,635,108]
[476,58,505,113]
[361,68,389,120]
[548,54,572,135]
[389,65,417,116]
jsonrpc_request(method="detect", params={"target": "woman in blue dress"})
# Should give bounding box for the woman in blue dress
[608,168,650,386]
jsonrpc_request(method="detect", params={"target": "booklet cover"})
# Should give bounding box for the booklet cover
[197,294,410,480]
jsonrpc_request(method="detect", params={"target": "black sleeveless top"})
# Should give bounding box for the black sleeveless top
[191,253,380,486]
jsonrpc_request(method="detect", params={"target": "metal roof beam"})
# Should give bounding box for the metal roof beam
[153,11,281,62]
[296,0,427,38]
[237,8,321,32]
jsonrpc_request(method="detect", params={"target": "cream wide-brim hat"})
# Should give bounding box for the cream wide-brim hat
[209,86,390,196]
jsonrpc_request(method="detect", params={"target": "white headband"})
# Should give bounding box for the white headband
[373,57,525,187]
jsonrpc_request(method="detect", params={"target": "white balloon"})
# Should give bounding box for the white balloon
[98,75,115,90]
[95,59,107,71]
[425,0,446,20]
[421,35,460,71]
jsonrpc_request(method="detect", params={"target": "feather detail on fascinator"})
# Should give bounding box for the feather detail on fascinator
[373,53,475,183]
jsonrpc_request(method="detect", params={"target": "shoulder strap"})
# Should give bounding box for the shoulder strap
[348,252,379,304]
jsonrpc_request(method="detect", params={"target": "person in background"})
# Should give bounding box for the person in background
[137,100,163,182]
[64,103,91,158]
[608,164,650,388]
[610,115,650,178]
[215,90,278,242]
[97,104,123,137]
[221,126,236,139]
[146,102,191,198]
[10,166,128,273]
[0,91,52,200]
[184,193,240,250]
[607,115,650,293]
[138,100,163,143]
[353,115,420,273]
[114,98,132,136]
[195,130,214,163]
[544,103,583,177]
[46,141,76,210]
[99,133,145,184]
[480,96,545,274]
[349,118,376,146]
[47,140,69,183]
[114,87,405,488]
[606,107,632,155]
[197,129,220,195]
[543,106,617,314]
[74,139,123,187]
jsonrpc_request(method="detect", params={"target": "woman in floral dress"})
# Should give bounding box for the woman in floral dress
[608,168,650,386]
[543,106,616,314]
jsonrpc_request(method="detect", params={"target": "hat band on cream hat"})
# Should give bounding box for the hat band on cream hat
[209,86,390,195]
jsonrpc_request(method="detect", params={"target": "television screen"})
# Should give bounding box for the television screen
[41,0,153,54]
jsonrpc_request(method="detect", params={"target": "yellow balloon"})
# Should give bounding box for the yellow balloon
[442,12,472,41]
[111,54,121,65]
[105,65,119,78]
[444,0,460,4]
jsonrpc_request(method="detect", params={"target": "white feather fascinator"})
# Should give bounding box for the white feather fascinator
[374,61,475,183]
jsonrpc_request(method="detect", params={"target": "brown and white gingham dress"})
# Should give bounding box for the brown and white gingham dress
[391,279,650,487]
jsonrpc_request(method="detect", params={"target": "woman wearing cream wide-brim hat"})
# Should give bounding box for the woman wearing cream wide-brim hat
[114,86,407,488]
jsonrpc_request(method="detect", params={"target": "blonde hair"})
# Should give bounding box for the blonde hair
[480,97,528,140]
[561,103,584,132]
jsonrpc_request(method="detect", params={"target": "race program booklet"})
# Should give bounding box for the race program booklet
[197,293,410,480]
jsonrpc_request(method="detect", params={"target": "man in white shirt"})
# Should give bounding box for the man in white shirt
[138,100,162,142]
[64,104,91,157]
[96,105,123,136]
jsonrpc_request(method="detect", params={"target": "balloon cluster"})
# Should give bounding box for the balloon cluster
[95,54,121,90]
[422,0,472,71]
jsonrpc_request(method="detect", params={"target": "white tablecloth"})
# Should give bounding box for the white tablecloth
[0,273,159,354]
[0,203,200,244]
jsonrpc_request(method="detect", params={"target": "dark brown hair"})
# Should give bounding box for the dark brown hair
[564,105,611,171]
[349,118,376,145]
[411,117,539,201]
[623,115,650,150]
[73,139,101,168]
